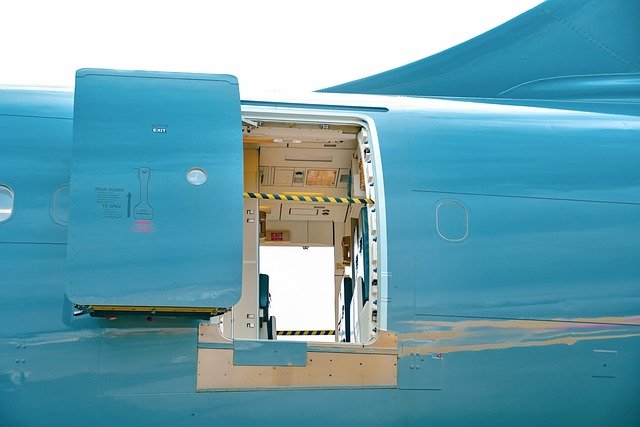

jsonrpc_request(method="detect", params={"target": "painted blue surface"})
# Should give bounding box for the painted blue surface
[402,105,640,321]
[324,0,640,102]
[414,192,640,320]
[409,333,640,426]
[2,81,639,427]
[499,73,640,100]
[397,347,443,390]
[95,389,415,427]
[0,92,71,244]
[1,1,640,423]
[66,69,243,308]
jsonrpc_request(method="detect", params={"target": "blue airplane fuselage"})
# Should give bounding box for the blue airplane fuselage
[0,83,638,426]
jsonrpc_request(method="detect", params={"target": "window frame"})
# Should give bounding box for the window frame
[0,184,15,224]
[49,184,70,227]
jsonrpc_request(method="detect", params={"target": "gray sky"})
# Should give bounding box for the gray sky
[1,0,541,94]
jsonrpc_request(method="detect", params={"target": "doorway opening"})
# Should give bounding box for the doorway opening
[259,246,334,342]
[222,112,383,344]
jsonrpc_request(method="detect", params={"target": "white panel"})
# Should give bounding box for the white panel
[369,211,378,236]
[244,148,259,192]
[259,200,282,220]
[260,147,352,168]
[337,168,350,188]
[334,223,346,273]
[280,202,347,222]
[289,208,318,217]
[359,301,376,344]
[334,274,344,341]
[243,125,358,146]
[308,221,334,246]
[351,158,365,198]
[259,166,272,186]
[274,168,294,186]
[234,198,259,339]
[370,239,378,267]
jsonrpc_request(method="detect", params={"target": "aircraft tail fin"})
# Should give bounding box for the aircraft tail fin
[321,0,640,102]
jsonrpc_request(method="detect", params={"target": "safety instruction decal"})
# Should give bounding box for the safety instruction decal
[94,186,126,218]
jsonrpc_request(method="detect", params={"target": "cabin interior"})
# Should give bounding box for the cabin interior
[221,116,380,344]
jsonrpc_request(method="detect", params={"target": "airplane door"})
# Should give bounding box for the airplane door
[65,69,243,311]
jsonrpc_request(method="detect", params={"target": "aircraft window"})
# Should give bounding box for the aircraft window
[0,185,14,223]
[51,185,70,226]
[186,167,207,186]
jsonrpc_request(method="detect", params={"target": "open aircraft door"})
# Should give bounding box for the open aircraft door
[65,69,243,315]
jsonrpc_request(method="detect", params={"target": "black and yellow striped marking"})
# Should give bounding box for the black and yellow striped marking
[87,305,223,316]
[244,192,373,205]
[277,330,335,336]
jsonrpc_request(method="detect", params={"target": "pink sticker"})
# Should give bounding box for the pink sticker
[133,220,155,233]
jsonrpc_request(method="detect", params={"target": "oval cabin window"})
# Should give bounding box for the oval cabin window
[51,185,70,226]
[0,185,15,223]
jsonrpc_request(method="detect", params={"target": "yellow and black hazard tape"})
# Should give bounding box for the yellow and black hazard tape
[244,192,373,205]
[277,330,335,336]
[81,305,226,319]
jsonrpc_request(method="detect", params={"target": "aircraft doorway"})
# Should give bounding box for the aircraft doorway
[221,112,385,345]
[197,110,397,391]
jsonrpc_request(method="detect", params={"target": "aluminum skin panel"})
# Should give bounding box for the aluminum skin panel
[66,69,243,308]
